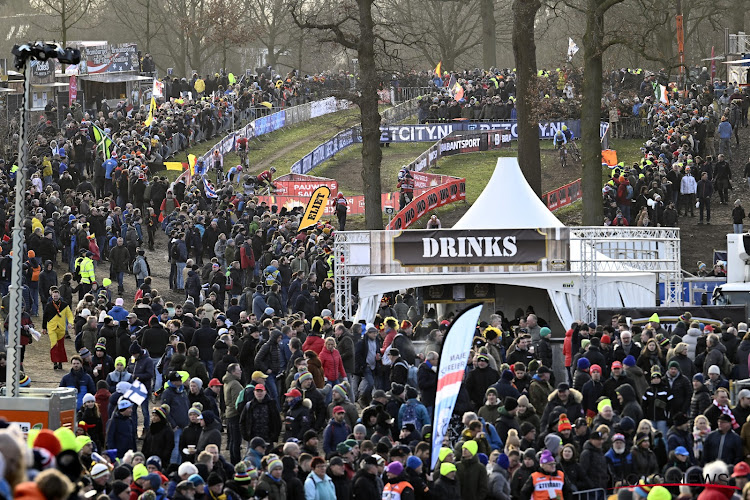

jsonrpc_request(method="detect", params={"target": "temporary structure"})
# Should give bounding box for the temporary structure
[352,158,658,327]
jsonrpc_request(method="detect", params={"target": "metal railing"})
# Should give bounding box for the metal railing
[392,86,433,104]
[605,116,652,139]
[573,488,607,500]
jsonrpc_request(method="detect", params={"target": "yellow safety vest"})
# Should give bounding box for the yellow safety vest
[80,257,95,284]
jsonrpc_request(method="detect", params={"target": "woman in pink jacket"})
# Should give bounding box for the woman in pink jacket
[319,336,347,404]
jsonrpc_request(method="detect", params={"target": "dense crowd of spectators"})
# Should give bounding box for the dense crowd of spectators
[0,66,749,500]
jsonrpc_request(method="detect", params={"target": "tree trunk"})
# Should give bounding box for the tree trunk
[581,1,605,225]
[146,0,151,53]
[481,0,496,69]
[358,0,383,230]
[511,0,542,196]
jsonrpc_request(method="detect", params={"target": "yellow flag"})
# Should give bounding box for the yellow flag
[434,61,442,77]
[144,96,157,126]
[164,161,184,171]
[259,101,273,109]
[187,154,197,176]
[298,186,331,232]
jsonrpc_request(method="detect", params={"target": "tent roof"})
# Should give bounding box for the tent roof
[454,157,564,229]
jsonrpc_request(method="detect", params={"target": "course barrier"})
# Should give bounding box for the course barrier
[175,97,352,185]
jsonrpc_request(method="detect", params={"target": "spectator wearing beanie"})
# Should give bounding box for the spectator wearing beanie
[489,369,520,402]
[622,354,647,399]
[495,396,521,444]
[456,440,488,500]
[432,462,460,499]
[581,363,605,417]
[537,327,553,368]
[465,353,500,410]
[583,337,607,373]
[690,373,712,418]
[478,387,501,424]
[488,453,511,499]
[573,357,591,391]
[515,394,541,434]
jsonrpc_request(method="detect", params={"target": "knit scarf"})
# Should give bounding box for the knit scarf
[713,400,739,429]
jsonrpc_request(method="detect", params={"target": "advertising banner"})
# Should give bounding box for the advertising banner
[430,304,483,471]
[392,228,553,267]
[69,75,77,106]
[30,59,55,84]
[273,176,339,197]
[387,178,466,230]
[291,128,359,174]
[255,192,401,216]
[298,187,331,231]
[80,43,139,74]
[542,178,582,211]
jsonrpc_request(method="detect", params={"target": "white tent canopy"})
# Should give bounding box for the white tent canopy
[355,158,656,325]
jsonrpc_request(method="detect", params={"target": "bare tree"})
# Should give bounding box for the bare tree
[245,0,294,69]
[31,0,95,46]
[207,0,250,71]
[291,0,384,229]
[380,0,482,70]
[112,0,164,55]
[512,0,542,195]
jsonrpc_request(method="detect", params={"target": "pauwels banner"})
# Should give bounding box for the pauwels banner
[430,304,483,471]
[298,186,331,231]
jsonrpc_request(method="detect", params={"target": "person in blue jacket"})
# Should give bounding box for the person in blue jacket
[129,342,154,430]
[322,406,351,456]
[161,371,190,464]
[106,397,137,458]
[59,354,95,409]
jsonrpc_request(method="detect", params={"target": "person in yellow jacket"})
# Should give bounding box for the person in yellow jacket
[194,77,206,96]
[521,449,573,499]
[42,287,74,370]
[78,251,95,300]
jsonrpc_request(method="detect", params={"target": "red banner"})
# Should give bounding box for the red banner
[256,192,400,216]
[69,76,77,106]
[411,171,459,189]
[272,173,339,197]
[387,178,466,230]
[542,178,581,211]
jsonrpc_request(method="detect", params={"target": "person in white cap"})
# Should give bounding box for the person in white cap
[706,365,729,395]
[90,463,110,494]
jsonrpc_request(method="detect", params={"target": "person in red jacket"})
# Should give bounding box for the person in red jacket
[320,337,347,384]
[564,326,574,384]
[302,316,325,354]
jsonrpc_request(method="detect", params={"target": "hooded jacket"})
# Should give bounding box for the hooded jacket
[616,383,644,423]
[690,382,712,418]
[456,454,489,500]
[683,327,702,359]
[580,440,608,489]
[540,388,584,430]
[528,375,553,417]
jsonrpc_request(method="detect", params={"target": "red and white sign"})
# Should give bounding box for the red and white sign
[69,76,77,106]
[273,173,338,197]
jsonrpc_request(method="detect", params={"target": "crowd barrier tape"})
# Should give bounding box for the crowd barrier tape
[542,178,582,211]
[387,177,467,230]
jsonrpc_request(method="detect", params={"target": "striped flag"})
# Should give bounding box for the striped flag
[91,124,114,160]
[203,176,218,199]
[123,380,148,406]
[434,61,442,77]
[144,96,157,127]
[430,304,483,471]
[452,82,464,101]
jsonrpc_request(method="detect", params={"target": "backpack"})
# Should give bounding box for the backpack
[170,243,180,261]
[30,262,40,282]
[400,402,418,427]
[721,354,735,378]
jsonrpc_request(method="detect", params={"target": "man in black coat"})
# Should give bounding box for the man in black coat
[583,337,608,376]
[191,317,218,375]
[465,354,500,410]
[109,237,131,295]
[664,361,692,418]
[239,383,281,445]
[417,351,438,410]
[540,383,584,430]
